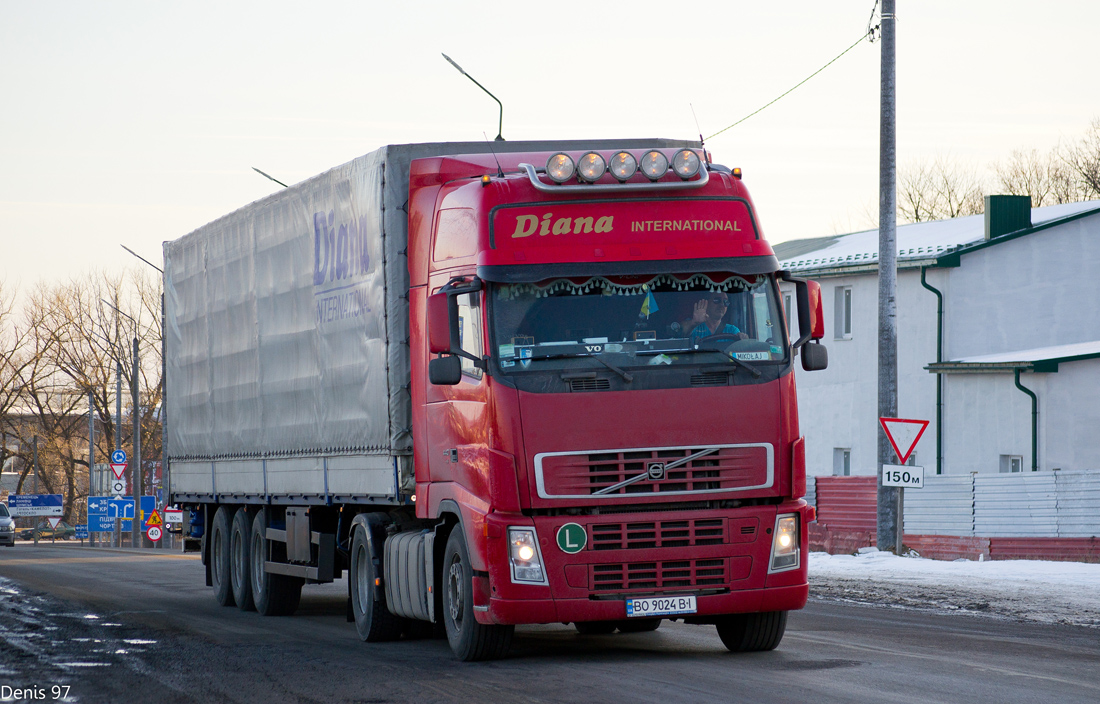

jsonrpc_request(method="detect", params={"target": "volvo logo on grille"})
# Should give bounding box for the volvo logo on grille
[647,462,666,480]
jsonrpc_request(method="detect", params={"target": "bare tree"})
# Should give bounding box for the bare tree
[898,156,985,223]
[996,147,1092,206]
[1059,117,1100,199]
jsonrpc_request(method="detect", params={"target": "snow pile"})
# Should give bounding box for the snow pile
[808,549,1100,628]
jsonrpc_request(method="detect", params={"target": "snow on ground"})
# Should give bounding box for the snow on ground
[808,549,1100,629]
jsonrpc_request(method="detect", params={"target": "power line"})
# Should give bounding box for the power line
[706,29,876,141]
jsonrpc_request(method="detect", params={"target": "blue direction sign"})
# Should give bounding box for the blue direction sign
[8,494,64,517]
[75,524,89,540]
[87,495,156,532]
[111,449,128,464]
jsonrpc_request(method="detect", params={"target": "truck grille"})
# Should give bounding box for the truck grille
[590,518,726,550]
[536,444,773,499]
[592,558,728,592]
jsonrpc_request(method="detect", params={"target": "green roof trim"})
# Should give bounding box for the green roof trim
[934,204,1100,268]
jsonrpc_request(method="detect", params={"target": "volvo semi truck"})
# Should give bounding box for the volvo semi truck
[164,139,828,661]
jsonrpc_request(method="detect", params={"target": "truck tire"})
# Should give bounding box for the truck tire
[442,528,513,661]
[575,621,617,635]
[230,508,255,612]
[210,506,235,607]
[615,618,661,633]
[715,611,787,652]
[349,523,403,642]
[250,509,302,616]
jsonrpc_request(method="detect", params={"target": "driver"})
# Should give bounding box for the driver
[682,292,748,345]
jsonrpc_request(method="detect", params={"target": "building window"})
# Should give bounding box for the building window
[833,448,851,476]
[999,455,1023,473]
[834,286,852,340]
[905,452,918,467]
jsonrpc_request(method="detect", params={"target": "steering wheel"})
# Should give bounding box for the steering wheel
[700,333,743,344]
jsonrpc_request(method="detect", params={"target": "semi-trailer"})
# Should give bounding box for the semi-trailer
[164,139,828,660]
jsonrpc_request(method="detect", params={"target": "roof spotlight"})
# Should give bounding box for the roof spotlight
[577,152,607,183]
[640,150,669,180]
[671,149,702,179]
[546,153,576,183]
[609,151,638,181]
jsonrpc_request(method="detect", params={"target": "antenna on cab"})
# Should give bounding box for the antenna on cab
[690,104,710,165]
[442,53,505,141]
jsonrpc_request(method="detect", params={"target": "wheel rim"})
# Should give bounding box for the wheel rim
[447,555,464,627]
[213,527,226,583]
[355,543,370,610]
[231,529,244,592]
[251,528,264,598]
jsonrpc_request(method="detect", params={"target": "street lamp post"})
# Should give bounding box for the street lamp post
[101,299,143,548]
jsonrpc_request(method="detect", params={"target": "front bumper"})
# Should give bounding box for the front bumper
[478,501,812,625]
[0,533,15,546]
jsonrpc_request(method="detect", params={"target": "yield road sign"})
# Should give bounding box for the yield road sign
[879,417,930,464]
[111,449,127,464]
[111,463,127,479]
[48,517,62,529]
[147,525,162,542]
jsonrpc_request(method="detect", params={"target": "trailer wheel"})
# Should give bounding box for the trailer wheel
[210,506,235,607]
[615,618,661,633]
[250,509,302,616]
[715,611,787,652]
[230,509,255,611]
[442,528,513,661]
[349,523,403,642]
[574,621,617,635]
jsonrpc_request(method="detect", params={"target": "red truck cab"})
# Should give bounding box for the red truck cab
[406,146,827,657]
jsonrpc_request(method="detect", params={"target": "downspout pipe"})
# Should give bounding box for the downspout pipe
[919,267,943,475]
[1013,368,1038,471]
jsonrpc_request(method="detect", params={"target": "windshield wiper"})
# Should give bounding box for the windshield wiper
[673,347,763,378]
[529,350,633,382]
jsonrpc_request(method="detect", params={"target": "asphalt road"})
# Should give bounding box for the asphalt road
[2,544,1098,704]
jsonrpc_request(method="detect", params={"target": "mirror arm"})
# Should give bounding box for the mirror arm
[779,270,812,349]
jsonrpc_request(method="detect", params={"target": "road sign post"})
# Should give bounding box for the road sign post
[879,418,930,554]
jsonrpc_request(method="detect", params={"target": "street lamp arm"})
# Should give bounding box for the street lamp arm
[121,245,163,274]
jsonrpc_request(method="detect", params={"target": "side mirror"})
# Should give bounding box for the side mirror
[429,355,462,385]
[806,280,825,340]
[801,341,829,371]
[427,292,452,354]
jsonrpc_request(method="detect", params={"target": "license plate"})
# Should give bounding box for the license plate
[625,595,697,618]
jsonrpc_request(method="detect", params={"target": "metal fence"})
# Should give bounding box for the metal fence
[812,471,1100,538]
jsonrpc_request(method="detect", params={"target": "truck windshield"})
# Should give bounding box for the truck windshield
[490,274,788,374]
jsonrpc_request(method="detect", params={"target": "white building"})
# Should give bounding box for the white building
[776,197,1100,479]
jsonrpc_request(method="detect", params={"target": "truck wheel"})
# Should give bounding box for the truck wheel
[575,621,617,635]
[442,527,513,661]
[230,508,255,612]
[715,611,787,652]
[250,509,302,616]
[210,506,236,607]
[615,618,661,633]
[349,523,403,642]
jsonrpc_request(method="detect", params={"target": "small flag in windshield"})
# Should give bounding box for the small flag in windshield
[640,290,659,318]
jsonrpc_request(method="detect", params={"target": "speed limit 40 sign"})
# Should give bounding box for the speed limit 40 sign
[882,464,924,488]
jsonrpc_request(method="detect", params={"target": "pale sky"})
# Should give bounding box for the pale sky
[2,1,1097,293]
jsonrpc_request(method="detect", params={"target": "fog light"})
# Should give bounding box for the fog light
[508,527,546,583]
[640,150,669,180]
[671,149,701,179]
[609,151,638,181]
[577,152,607,182]
[546,153,576,183]
[769,514,800,572]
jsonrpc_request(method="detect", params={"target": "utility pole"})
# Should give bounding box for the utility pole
[131,335,142,549]
[877,0,900,552]
[88,392,96,548]
[32,435,39,544]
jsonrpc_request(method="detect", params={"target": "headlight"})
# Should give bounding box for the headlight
[577,152,607,182]
[609,151,638,181]
[508,527,546,583]
[546,153,576,183]
[671,149,701,179]
[640,150,669,180]
[769,514,800,572]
